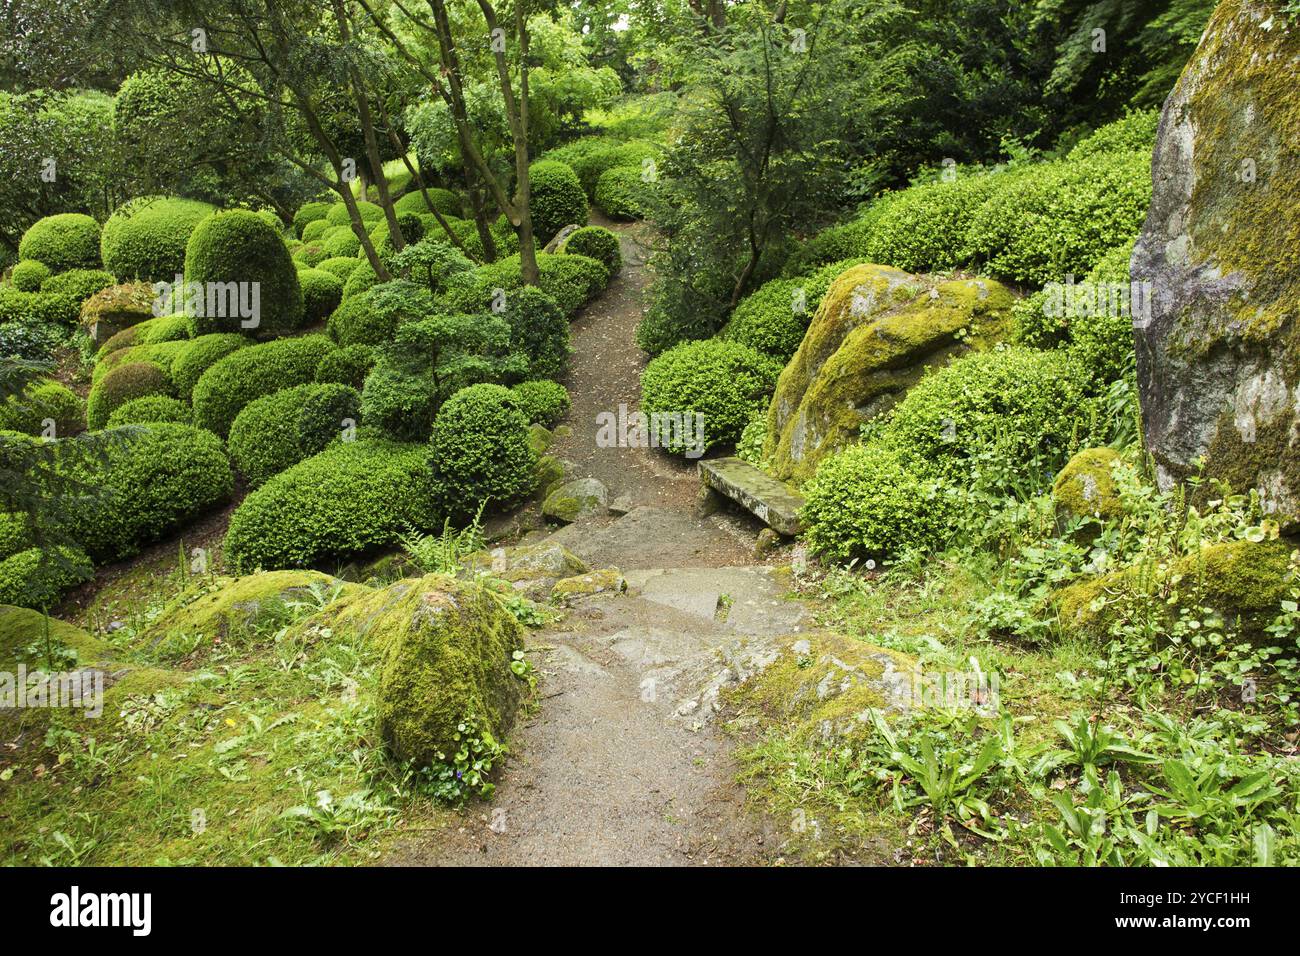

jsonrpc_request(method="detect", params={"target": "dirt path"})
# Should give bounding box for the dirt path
[384,220,793,866]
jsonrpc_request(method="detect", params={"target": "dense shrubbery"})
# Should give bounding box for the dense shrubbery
[327,279,434,347]
[315,343,375,390]
[292,201,331,238]
[526,160,588,243]
[641,339,781,456]
[40,268,115,303]
[393,187,460,218]
[501,287,569,379]
[801,444,955,560]
[0,379,85,436]
[18,214,101,272]
[224,438,437,571]
[100,197,215,281]
[594,165,654,220]
[316,256,361,282]
[438,251,607,317]
[86,360,173,430]
[298,267,343,323]
[11,260,49,291]
[184,209,305,335]
[191,334,335,436]
[169,333,248,399]
[428,384,536,519]
[387,237,474,294]
[0,546,94,609]
[511,379,570,427]
[0,287,80,329]
[96,313,191,358]
[325,200,383,226]
[228,383,361,486]
[720,258,866,361]
[561,226,621,279]
[59,423,234,562]
[106,394,190,427]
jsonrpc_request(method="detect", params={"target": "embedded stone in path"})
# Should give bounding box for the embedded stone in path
[542,477,609,523]
[697,457,805,536]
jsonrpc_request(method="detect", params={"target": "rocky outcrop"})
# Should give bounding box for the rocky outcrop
[1132,1,1300,528]
[762,263,1012,483]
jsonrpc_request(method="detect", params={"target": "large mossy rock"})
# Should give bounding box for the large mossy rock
[330,575,526,768]
[762,263,1012,482]
[1052,447,1124,525]
[1053,539,1294,642]
[1132,2,1300,529]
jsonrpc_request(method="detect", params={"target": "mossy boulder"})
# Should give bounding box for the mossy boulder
[337,575,527,768]
[1052,447,1124,525]
[80,282,157,344]
[1053,539,1294,643]
[763,263,1012,482]
[542,477,609,523]
[463,543,589,582]
[1132,1,1300,531]
[139,571,362,648]
[726,631,916,743]
[551,568,626,604]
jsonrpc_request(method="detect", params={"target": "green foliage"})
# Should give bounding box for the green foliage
[388,237,474,294]
[510,380,570,428]
[393,188,461,219]
[301,218,331,243]
[325,201,383,227]
[297,383,360,458]
[86,361,172,431]
[19,214,101,273]
[105,395,190,427]
[341,255,380,300]
[11,260,50,292]
[316,256,361,282]
[860,174,1000,273]
[0,546,94,609]
[801,443,955,561]
[100,197,216,282]
[297,267,343,324]
[169,333,249,400]
[183,209,305,335]
[526,160,589,243]
[1067,109,1161,159]
[224,438,438,572]
[96,313,192,359]
[315,344,375,391]
[501,287,570,379]
[39,268,114,304]
[327,280,434,347]
[228,383,361,487]
[640,339,781,456]
[561,225,621,279]
[192,334,335,437]
[0,318,65,362]
[0,286,80,329]
[439,252,607,317]
[0,379,84,437]
[291,201,331,238]
[427,384,537,520]
[594,165,653,220]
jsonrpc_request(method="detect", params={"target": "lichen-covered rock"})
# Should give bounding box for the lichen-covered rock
[1052,447,1124,524]
[542,477,609,523]
[80,282,157,344]
[1053,539,1294,642]
[339,574,528,768]
[1132,2,1300,529]
[762,263,1012,482]
[551,569,626,604]
[139,570,363,648]
[528,423,554,456]
[464,543,589,583]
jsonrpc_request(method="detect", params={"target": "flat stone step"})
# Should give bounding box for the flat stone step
[698,457,805,536]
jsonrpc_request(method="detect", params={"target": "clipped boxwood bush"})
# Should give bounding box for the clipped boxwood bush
[721,257,868,362]
[359,364,437,443]
[0,287,80,328]
[511,380,569,427]
[11,260,50,291]
[641,339,781,456]
[40,268,115,303]
[106,394,190,427]
[341,255,380,299]
[315,343,375,390]
[881,345,1087,494]
[96,312,192,359]
[501,286,569,379]
[526,160,588,244]
[301,218,331,243]
[325,201,383,227]
[428,383,536,519]
[91,338,189,386]
[224,438,438,572]
[0,546,94,609]
[299,267,343,323]
[292,200,331,238]
[298,383,360,456]
[170,332,249,400]
[594,166,654,221]
[18,213,101,272]
[316,256,361,282]
[321,227,361,259]
[393,187,460,218]
[183,209,305,335]
[100,196,216,281]
[0,379,85,437]
[561,225,621,279]
[60,423,234,562]
[327,279,434,347]
[801,443,955,561]
[86,360,173,430]
[229,382,361,487]
[191,334,335,437]
[860,174,1000,273]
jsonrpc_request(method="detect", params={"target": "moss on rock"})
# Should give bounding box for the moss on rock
[1052,447,1124,525]
[551,568,626,604]
[0,606,108,669]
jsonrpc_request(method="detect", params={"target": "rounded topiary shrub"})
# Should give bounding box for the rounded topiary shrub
[321,228,361,259]
[881,345,1087,494]
[170,333,249,400]
[316,256,361,282]
[428,383,537,519]
[594,166,654,221]
[721,277,812,361]
[315,343,375,390]
[393,187,460,218]
[511,380,570,427]
[327,280,433,347]
[95,312,192,359]
[86,360,173,430]
[183,209,305,335]
[526,160,588,244]
[538,253,607,316]
[106,394,191,427]
[18,213,101,272]
[341,255,380,299]
[191,334,335,437]
[301,218,331,243]
[298,267,343,323]
[100,196,216,281]
[562,226,621,279]
[325,201,383,227]
[40,268,115,304]
[11,260,50,292]
[0,379,85,437]
[60,423,234,562]
[292,201,331,238]
[229,384,313,487]
[501,287,569,379]
[0,546,95,609]
[224,438,438,572]
[297,383,360,457]
[801,443,956,561]
[360,364,437,442]
[641,339,782,456]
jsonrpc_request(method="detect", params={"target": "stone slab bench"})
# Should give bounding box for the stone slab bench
[698,457,805,536]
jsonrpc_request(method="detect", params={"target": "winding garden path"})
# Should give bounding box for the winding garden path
[384,218,797,866]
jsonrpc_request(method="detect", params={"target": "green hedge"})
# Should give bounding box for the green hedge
[18,213,101,272]
[720,258,867,362]
[0,379,85,437]
[96,313,192,360]
[327,280,435,347]
[428,383,536,519]
[0,287,80,328]
[316,256,361,282]
[511,379,570,427]
[594,166,655,220]
[86,360,173,430]
[393,187,461,219]
[183,209,305,335]
[298,267,343,323]
[292,201,331,238]
[501,286,570,379]
[301,218,331,243]
[191,334,335,437]
[100,196,216,281]
[224,438,438,572]
[325,201,383,227]
[40,268,115,304]
[0,546,94,609]
[526,160,588,244]
[170,333,249,400]
[229,382,361,487]
[315,343,375,390]
[11,260,50,291]
[106,394,190,427]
